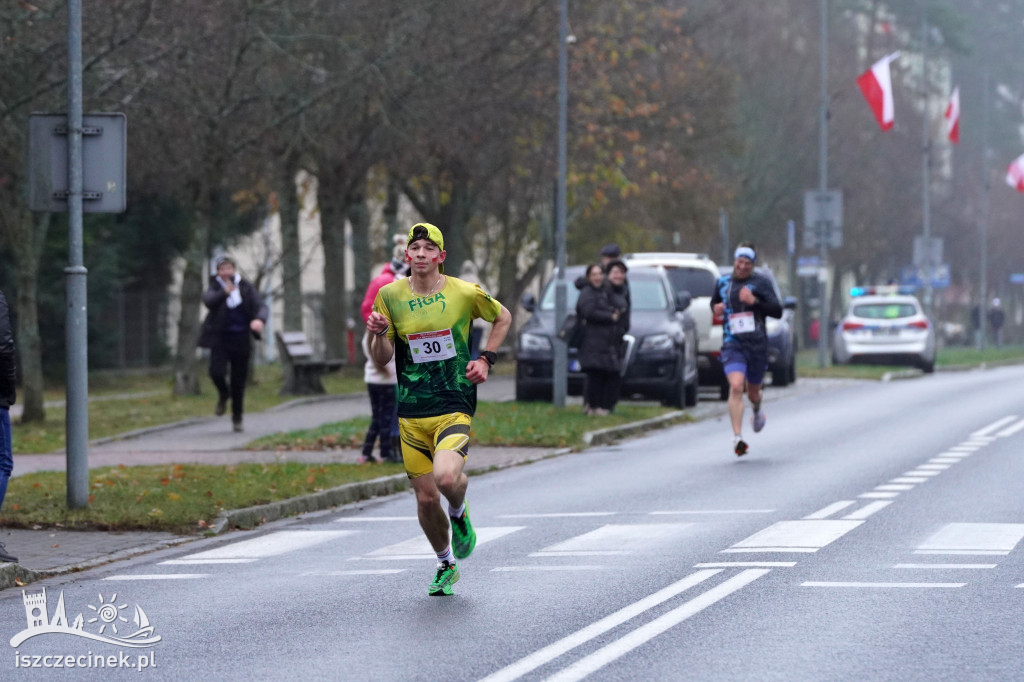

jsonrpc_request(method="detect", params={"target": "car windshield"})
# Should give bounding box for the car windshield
[852,303,918,319]
[663,267,716,297]
[540,274,668,311]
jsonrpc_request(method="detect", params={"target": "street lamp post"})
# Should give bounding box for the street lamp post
[817,0,830,369]
[552,0,569,408]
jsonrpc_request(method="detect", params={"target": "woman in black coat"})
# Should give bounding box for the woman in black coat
[576,263,625,415]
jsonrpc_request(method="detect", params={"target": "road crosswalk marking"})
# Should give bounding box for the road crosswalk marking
[177,530,355,561]
[531,523,694,557]
[356,526,524,560]
[723,520,863,553]
[916,523,1024,555]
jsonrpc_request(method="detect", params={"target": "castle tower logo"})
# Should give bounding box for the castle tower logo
[10,589,161,648]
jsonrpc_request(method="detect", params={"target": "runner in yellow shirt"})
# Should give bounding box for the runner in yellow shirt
[366,222,512,596]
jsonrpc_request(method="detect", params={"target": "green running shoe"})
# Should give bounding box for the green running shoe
[428,560,460,596]
[450,503,477,559]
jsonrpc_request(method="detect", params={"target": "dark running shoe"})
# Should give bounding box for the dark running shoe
[733,436,749,457]
[0,542,18,564]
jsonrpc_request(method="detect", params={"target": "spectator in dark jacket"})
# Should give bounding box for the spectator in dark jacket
[197,256,269,432]
[577,263,627,415]
[988,298,1005,347]
[0,290,17,563]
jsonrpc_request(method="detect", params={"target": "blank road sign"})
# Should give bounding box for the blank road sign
[28,112,127,213]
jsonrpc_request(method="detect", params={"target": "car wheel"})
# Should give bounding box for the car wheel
[772,362,790,387]
[684,375,699,407]
[789,358,797,384]
[515,382,546,402]
[919,358,935,374]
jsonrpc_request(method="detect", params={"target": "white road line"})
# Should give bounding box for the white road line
[904,470,941,477]
[181,530,354,560]
[843,501,892,520]
[650,509,776,515]
[936,452,970,458]
[491,566,606,572]
[949,446,981,452]
[727,520,863,552]
[803,501,856,520]
[720,547,818,553]
[914,550,1008,556]
[333,516,417,522]
[859,492,900,499]
[929,458,960,464]
[890,478,928,484]
[972,415,1018,437]
[542,570,770,682]
[530,551,631,557]
[894,563,996,569]
[1016,584,1024,589]
[477,569,723,682]
[917,464,951,470]
[299,565,403,569]
[966,436,995,443]
[802,581,964,588]
[535,524,694,556]
[498,513,616,519]
[694,562,796,568]
[875,484,914,491]
[918,523,1024,553]
[103,574,207,581]
[357,526,525,560]
[159,559,256,565]
[997,418,1024,438]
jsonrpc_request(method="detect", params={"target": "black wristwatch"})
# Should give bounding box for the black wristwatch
[479,350,498,367]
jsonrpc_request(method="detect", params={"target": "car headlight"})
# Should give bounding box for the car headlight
[520,332,552,351]
[765,318,780,334]
[638,333,673,352]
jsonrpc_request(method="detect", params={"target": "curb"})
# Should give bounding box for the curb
[582,411,689,445]
[881,369,924,382]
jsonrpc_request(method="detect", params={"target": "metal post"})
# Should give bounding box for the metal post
[552,0,569,408]
[920,5,933,318]
[719,208,729,265]
[817,0,829,369]
[979,68,990,350]
[65,0,89,509]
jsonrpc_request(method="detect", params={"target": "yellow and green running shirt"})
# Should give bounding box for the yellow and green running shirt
[373,275,502,418]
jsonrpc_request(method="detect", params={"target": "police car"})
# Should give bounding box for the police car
[832,286,935,372]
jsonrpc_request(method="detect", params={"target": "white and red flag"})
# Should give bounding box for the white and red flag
[1007,154,1024,192]
[945,86,960,144]
[856,52,900,131]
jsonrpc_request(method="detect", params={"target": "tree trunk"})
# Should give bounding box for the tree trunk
[319,168,350,361]
[347,175,370,366]
[172,211,210,395]
[279,151,304,332]
[10,211,50,423]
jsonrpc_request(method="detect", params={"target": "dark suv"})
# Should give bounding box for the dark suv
[515,265,699,407]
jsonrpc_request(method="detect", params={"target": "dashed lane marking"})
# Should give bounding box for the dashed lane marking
[498,513,616,519]
[723,520,863,553]
[532,523,694,557]
[894,564,996,569]
[803,501,856,520]
[649,509,776,515]
[694,562,796,568]
[301,569,404,576]
[904,470,941,477]
[356,526,524,560]
[842,501,892,520]
[477,569,723,682]
[996,418,1024,438]
[491,566,606,572]
[972,416,1018,438]
[179,530,355,561]
[802,581,964,589]
[916,523,1024,555]
[859,492,900,499]
[890,478,929,484]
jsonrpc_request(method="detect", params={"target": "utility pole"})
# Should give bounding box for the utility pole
[552,0,569,407]
[920,3,934,318]
[979,68,990,350]
[65,0,89,509]
[817,0,829,369]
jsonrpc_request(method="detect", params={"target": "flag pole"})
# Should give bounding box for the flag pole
[979,68,990,350]
[920,2,934,319]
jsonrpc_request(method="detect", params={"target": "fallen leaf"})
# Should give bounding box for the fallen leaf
[52,544,59,548]
[14,578,26,587]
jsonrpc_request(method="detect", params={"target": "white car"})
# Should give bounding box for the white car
[832,288,935,372]
[625,252,727,398]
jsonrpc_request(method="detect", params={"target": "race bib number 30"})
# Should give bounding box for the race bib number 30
[729,311,755,334]
[408,329,457,363]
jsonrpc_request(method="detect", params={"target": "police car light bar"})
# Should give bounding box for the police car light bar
[850,285,917,297]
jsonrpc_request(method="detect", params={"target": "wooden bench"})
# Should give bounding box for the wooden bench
[275,331,345,395]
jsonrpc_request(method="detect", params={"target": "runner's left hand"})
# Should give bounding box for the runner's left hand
[465,358,489,384]
[739,286,756,305]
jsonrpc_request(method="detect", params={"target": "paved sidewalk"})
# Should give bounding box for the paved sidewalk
[0,375,844,587]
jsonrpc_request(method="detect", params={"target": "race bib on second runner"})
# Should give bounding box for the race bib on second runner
[408,329,457,363]
[728,311,755,334]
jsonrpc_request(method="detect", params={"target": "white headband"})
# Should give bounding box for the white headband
[734,246,756,262]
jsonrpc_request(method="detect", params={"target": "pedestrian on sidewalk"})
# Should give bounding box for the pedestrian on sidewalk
[711,242,782,457]
[0,289,17,563]
[366,222,512,596]
[358,254,409,463]
[197,256,269,433]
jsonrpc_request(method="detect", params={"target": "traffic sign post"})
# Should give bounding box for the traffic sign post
[803,189,843,249]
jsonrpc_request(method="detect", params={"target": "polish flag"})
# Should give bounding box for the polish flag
[1007,154,1024,192]
[944,86,960,144]
[856,52,900,131]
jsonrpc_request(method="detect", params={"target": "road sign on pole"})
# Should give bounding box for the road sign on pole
[803,189,843,248]
[913,236,943,268]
